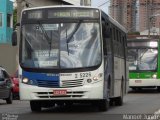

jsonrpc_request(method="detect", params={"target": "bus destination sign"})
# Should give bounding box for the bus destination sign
[48,9,99,18]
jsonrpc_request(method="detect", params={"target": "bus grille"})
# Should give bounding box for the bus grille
[61,79,84,88]
[36,80,59,88]
[36,79,84,88]
[35,91,85,98]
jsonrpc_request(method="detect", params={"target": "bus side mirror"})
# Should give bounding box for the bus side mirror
[12,31,17,46]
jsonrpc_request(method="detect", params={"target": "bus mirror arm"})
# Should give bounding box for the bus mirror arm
[12,23,20,46]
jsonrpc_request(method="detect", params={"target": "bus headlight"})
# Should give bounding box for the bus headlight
[93,76,98,81]
[22,78,29,84]
[92,73,103,83]
[152,74,157,79]
[22,78,37,85]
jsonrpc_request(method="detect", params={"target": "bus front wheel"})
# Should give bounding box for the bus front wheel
[30,101,41,112]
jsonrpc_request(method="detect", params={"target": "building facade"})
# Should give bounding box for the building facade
[139,0,160,32]
[109,0,137,32]
[0,0,16,75]
[109,0,160,33]
[0,0,13,43]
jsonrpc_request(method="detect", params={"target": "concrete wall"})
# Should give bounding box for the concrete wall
[0,44,18,75]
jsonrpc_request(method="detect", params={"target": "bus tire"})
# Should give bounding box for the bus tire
[98,99,109,111]
[30,101,41,112]
[157,87,160,92]
[115,96,123,106]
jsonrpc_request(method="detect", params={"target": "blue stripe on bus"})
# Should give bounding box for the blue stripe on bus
[22,71,59,81]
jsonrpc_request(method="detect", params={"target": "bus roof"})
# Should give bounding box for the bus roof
[107,15,127,33]
[22,5,100,12]
[101,11,127,33]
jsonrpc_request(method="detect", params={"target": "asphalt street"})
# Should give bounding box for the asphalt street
[0,89,160,120]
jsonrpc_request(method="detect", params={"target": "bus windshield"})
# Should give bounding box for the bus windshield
[21,22,101,69]
[128,48,158,71]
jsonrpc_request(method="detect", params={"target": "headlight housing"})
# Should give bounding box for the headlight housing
[22,78,37,85]
[86,73,103,84]
[22,78,29,84]
[152,74,157,79]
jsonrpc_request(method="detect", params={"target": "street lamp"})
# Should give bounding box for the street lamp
[148,14,160,37]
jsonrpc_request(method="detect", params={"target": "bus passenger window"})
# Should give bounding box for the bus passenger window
[102,22,110,38]
[113,28,116,40]
[119,32,122,43]
[116,29,119,42]
[105,28,110,38]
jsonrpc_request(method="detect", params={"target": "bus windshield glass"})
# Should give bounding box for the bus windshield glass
[21,22,101,69]
[128,48,158,71]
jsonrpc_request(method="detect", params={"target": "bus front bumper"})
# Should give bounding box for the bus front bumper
[129,79,160,87]
[19,81,104,100]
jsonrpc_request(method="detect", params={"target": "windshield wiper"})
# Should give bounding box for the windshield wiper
[65,20,82,55]
[66,21,82,43]
[66,28,69,55]
[138,49,148,63]
[37,21,52,55]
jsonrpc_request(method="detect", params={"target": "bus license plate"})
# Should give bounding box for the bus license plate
[135,80,141,83]
[53,90,67,95]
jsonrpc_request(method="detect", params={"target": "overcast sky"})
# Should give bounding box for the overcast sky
[91,0,109,14]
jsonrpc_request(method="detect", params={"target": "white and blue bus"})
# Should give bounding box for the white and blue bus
[12,6,128,111]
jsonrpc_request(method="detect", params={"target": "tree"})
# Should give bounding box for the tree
[13,8,17,29]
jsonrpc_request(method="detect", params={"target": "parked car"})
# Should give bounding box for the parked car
[0,67,13,104]
[11,70,19,99]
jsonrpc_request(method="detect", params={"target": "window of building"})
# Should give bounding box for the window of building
[0,13,2,27]
[7,14,12,27]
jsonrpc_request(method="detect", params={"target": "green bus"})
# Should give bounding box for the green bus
[127,39,160,91]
